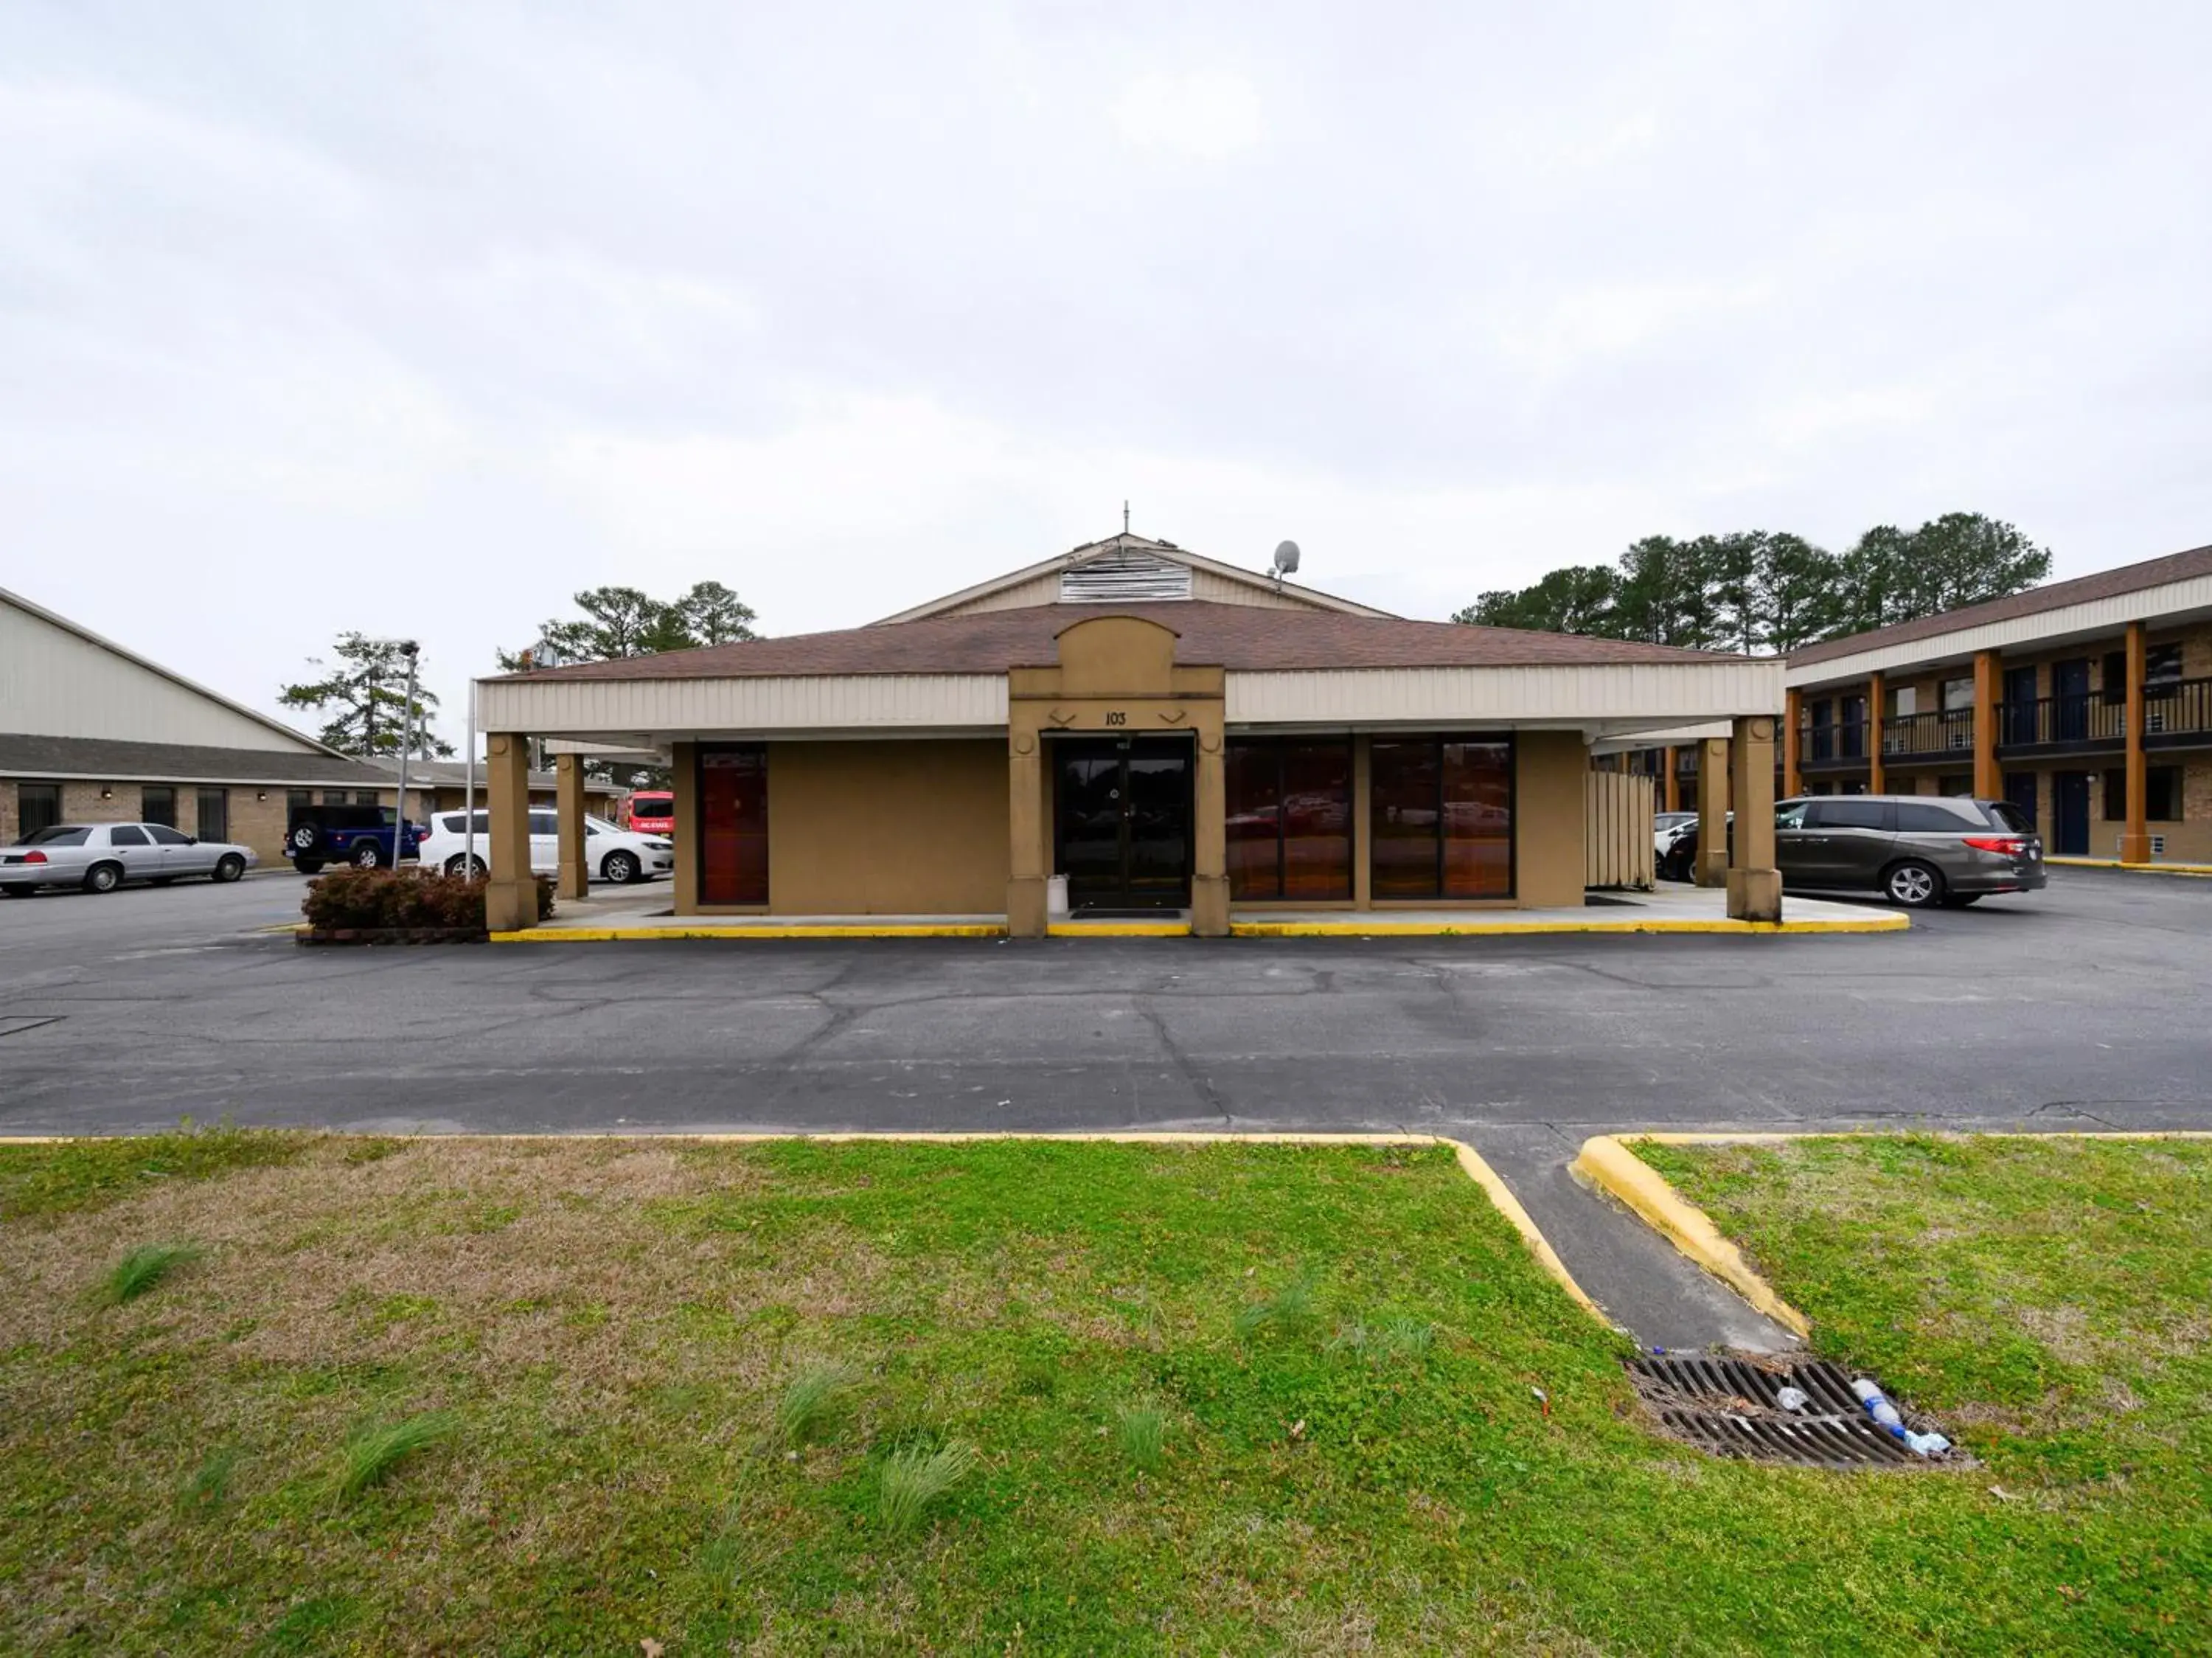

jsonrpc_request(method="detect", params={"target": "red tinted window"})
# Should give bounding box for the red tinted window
[1225,740,1352,902]
[1225,743,1281,900]
[1371,737,1514,899]
[1441,740,1512,898]
[699,749,768,905]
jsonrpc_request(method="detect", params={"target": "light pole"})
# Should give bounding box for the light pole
[393,641,419,867]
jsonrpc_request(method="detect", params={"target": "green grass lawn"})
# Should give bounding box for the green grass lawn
[1,1130,2206,1654]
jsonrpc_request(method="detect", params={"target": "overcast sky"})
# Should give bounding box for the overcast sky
[7,1,2209,749]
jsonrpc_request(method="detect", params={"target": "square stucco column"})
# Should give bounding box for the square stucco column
[670,742,698,917]
[483,733,536,932]
[1694,738,1731,887]
[554,755,588,901]
[1726,715,1781,922]
[1007,732,1046,938]
[1972,648,2003,800]
[1192,732,1228,937]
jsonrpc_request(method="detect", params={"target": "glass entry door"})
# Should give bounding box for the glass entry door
[1054,738,1193,912]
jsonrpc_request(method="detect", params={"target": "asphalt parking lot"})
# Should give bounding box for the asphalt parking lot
[1,867,2205,1140]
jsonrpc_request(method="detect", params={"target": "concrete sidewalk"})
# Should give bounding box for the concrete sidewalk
[501,884,1907,940]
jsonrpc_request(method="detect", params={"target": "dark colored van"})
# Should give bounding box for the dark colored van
[286,805,425,873]
[1660,795,2045,906]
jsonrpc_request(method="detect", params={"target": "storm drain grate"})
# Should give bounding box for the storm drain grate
[1627,1354,1954,1469]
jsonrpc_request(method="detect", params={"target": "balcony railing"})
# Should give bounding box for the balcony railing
[1802,719,1869,764]
[1879,710,1976,757]
[1996,679,2212,748]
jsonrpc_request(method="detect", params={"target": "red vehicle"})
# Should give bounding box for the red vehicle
[625,790,675,836]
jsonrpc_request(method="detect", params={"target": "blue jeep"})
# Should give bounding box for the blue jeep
[287,805,425,873]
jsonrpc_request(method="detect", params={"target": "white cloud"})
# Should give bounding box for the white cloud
[1109,70,1265,161]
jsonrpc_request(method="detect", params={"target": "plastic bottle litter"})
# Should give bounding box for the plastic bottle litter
[1851,1378,1908,1440]
[1903,1429,1952,1457]
[1774,1385,1809,1414]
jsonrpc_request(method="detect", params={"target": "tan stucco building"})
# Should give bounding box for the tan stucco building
[475,535,1788,933]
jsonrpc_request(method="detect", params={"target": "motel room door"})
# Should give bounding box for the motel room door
[1054,737,1193,912]
[2052,771,2091,856]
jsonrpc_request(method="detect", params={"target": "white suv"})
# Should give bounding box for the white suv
[419,810,674,885]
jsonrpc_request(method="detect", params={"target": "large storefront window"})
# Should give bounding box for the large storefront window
[699,746,768,905]
[1225,739,1352,901]
[1371,737,1513,899]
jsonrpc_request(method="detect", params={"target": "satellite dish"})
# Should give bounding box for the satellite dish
[1273,540,1301,575]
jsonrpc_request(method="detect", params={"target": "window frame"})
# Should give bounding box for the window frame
[140,785,177,828]
[16,782,63,841]
[1367,733,1517,903]
[1224,737,1354,903]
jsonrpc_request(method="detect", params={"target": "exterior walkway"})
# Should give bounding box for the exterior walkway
[498,884,1907,940]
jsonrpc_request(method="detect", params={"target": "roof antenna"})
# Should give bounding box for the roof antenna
[1122,499,1130,535]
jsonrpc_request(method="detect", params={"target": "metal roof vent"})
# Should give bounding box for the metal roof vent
[1060,548,1192,604]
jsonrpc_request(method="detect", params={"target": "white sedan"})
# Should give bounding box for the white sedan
[417,809,674,885]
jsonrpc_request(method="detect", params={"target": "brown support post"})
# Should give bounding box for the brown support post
[1192,733,1228,937]
[484,733,536,932]
[2121,621,2151,863]
[1865,673,1886,795]
[1726,715,1781,922]
[554,754,588,901]
[1781,689,1802,799]
[1694,736,1731,887]
[1972,649,2002,799]
[1007,732,1046,937]
[1663,746,1680,814]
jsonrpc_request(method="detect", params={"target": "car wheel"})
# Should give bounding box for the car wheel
[214,854,246,884]
[82,861,124,895]
[351,842,385,870]
[1883,860,1944,908]
[444,854,487,878]
[289,824,321,853]
[602,850,640,885]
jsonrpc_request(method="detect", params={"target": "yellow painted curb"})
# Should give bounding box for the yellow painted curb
[1046,920,1189,937]
[1628,1128,2212,1145]
[1569,1134,1813,1338]
[0,1128,1604,1327]
[1229,915,1908,937]
[490,923,1006,942]
[2045,856,2212,878]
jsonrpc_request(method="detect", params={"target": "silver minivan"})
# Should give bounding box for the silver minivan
[1773,794,2045,907]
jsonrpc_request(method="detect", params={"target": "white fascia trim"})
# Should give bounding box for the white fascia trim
[478,673,1009,736]
[1787,575,2212,691]
[0,585,352,760]
[1225,661,1784,726]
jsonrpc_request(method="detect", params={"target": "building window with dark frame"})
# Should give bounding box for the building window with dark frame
[287,788,313,813]
[2109,767,2185,822]
[698,746,769,905]
[1369,736,1513,901]
[16,783,63,841]
[1225,738,1353,901]
[141,785,176,828]
[196,787,229,844]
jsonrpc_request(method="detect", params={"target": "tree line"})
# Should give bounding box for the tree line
[1455,512,2052,655]
[276,581,759,769]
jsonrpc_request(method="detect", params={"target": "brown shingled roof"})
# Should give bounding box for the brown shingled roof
[1790,543,2212,667]
[497,603,1747,682]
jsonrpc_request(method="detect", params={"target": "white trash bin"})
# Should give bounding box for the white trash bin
[1046,874,1070,918]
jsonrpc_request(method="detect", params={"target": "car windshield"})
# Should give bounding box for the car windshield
[1986,801,2036,834]
[18,825,91,847]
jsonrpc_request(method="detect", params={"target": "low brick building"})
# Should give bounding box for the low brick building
[1,586,414,865]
